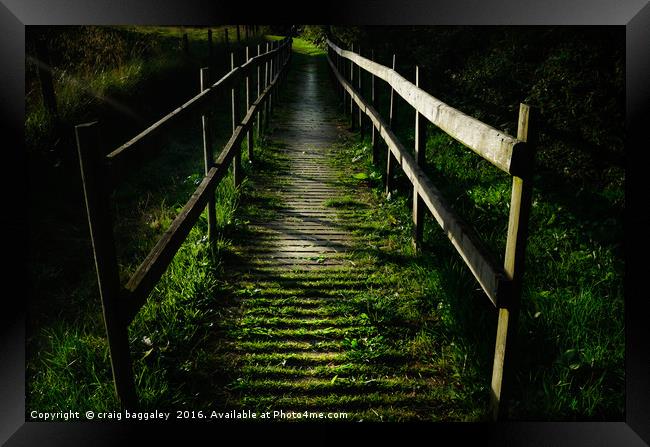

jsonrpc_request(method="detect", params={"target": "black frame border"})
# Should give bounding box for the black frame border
[2,0,649,445]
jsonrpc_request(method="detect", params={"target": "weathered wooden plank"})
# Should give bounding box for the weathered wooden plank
[328,39,528,176]
[328,54,509,306]
[245,46,254,162]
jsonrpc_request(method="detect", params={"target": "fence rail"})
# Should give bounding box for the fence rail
[326,38,536,421]
[76,36,293,409]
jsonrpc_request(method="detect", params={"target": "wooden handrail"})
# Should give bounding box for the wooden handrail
[328,39,531,177]
[105,39,292,182]
[327,54,510,307]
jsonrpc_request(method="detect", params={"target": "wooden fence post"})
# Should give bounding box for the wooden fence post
[269,43,275,115]
[385,53,397,195]
[349,44,355,130]
[490,103,535,420]
[236,25,241,43]
[245,46,254,163]
[412,65,427,251]
[339,51,346,114]
[264,42,270,130]
[256,44,262,140]
[231,52,242,187]
[274,42,281,105]
[200,67,217,243]
[245,25,249,40]
[75,122,137,410]
[371,49,379,165]
[357,46,364,138]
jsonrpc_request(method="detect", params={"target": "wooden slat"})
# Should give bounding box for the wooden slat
[328,54,509,306]
[328,39,529,176]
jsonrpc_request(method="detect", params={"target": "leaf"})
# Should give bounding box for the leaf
[141,348,154,360]
[352,172,369,180]
[331,375,338,384]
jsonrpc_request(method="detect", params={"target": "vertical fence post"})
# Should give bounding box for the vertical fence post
[236,25,241,43]
[264,42,270,130]
[490,103,535,421]
[200,67,217,243]
[269,43,275,115]
[75,122,137,410]
[357,46,364,139]
[412,65,427,251]
[256,44,262,140]
[349,44,355,130]
[245,25,249,40]
[339,50,346,113]
[370,49,379,165]
[231,52,242,188]
[385,53,397,196]
[274,41,281,105]
[245,46,254,163]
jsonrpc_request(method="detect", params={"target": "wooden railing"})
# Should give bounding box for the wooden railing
[76,37,292,409]
[326,38,536,420]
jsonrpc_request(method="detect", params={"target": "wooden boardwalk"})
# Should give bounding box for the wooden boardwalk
[238,55,354,270]
[206,48,461,422]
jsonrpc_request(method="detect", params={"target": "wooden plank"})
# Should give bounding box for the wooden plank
[385,53,397,195]
[349,44,355,130]
[370,49,378,164]
[357,46,363,136]
[256,44,262,140]
[75,122,138,409]
[328,39,527,176]
[490,103,536,421]
[264,42,270,130]
[231,51,242,187]
[328,54,509,306]
[245,46,254,163]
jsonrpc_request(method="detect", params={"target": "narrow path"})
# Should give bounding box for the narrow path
[208,42,470,421]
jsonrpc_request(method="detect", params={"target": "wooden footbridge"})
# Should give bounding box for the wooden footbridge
[76,36,535,421]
